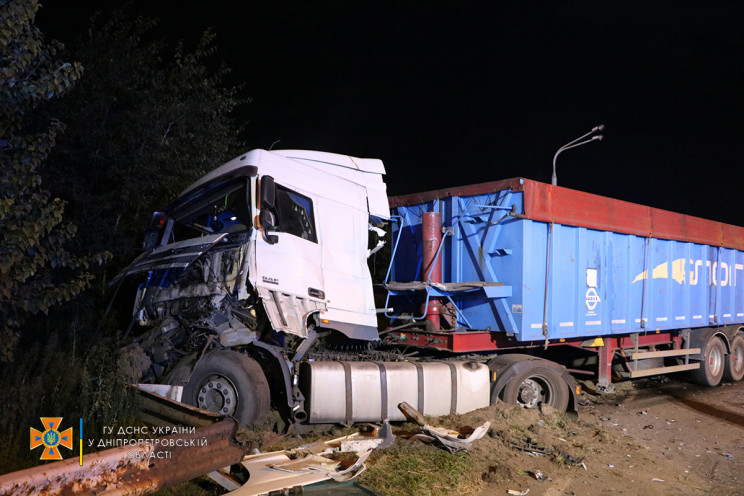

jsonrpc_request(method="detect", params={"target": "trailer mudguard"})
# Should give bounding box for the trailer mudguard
[687,327,734,360]
[488,354,579,419]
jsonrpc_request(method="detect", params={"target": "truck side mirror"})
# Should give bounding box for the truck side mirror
[261,175,276,210]
[260,177,279,244]
[260,209,278,244]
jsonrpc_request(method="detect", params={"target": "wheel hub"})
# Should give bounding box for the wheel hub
[517,378,544,408]
[197,374,238,416]
[708,347,723,376]
[734,347,743,368]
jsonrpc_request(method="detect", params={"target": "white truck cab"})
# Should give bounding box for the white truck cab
[239,149,390,340]
[115,150,401,424]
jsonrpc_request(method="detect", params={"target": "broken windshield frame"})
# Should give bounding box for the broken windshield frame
[166,177,253,243]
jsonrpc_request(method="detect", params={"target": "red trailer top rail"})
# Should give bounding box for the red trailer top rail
[389,178,744,251]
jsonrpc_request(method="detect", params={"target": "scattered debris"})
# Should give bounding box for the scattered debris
[220,427,392,495]
[721,452,734,459]
[652,478,664,482]
[398,402,490,453]
[507,489,530,496]
[340,421,396,452]
[638,410,648,415]
[504,437,583,467]
[643,424,654,429]
[529,469,552,482]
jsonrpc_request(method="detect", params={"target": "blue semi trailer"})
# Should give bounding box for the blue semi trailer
[386,177,744,401]
[121,150,744,425]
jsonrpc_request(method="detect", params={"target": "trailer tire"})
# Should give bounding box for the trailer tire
[691,336,726,387]
[501,366,570,412]
[183,350,270,426]
[723,334,744,382]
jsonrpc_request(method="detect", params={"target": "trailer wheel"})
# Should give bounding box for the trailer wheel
[691,336,726,387]
[501,367,569,412]
[183,350,270,426]
[723,334,744,382]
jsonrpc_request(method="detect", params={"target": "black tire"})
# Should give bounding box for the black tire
[183,350,270,426]
[724,334,744,382]
[501,366,570,412]
[691,336,726,387]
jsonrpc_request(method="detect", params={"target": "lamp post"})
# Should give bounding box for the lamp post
[552,125,604,186]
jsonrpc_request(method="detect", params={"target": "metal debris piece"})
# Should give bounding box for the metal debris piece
[225,432,377,495]
[397,401,489,453]
[270,454,342,473]
[529,469,551,481]
[229,452,336,495]
[339,420,395,452]
[421,421,491,453]
[507,489,530,496]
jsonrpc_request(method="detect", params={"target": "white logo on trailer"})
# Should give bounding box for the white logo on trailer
[586,288,600,311]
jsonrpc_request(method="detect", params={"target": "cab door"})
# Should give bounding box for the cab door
[252,179,326,338]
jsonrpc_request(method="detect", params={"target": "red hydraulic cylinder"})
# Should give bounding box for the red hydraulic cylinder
[422,212,442,330]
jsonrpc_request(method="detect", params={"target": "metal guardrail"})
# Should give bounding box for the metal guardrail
[0,387,248,495]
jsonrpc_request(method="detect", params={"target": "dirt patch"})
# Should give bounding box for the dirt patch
[358,377,743,496]
[211,376,744,496]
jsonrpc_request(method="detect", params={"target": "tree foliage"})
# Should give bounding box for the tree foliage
[0,0,109,361]
[47,6,247,276]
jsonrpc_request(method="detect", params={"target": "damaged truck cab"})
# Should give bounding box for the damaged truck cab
[117,149,404,424]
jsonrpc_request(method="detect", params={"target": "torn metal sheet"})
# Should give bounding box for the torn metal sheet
[398,401,490,453]
[223,427,386,495]
[418,421,491,453]
[270,454,342,473]
[227,448,372,496]
[230,452,333,495]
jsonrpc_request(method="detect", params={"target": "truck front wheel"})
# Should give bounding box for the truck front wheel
[501,367,569,412]
[183,350,270,426]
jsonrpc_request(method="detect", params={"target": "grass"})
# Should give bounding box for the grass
[358,444,484,496]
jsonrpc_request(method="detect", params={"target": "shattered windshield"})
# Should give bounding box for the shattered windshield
[172,178,252,239]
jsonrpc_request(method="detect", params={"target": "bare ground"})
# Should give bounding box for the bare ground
[466,376,744,496]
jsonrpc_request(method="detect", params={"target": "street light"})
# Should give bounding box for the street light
[551,124,604,186]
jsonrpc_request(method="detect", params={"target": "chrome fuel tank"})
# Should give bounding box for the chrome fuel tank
[299,361,490,423]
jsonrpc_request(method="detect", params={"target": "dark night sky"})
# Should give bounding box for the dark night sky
[38,1,744,225]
